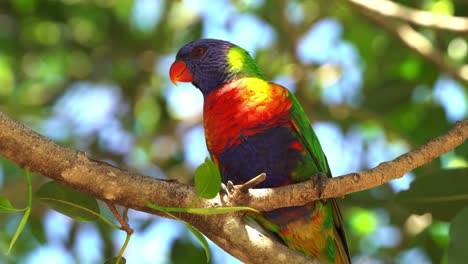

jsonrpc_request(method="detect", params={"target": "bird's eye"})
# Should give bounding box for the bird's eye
[193,46,205,57]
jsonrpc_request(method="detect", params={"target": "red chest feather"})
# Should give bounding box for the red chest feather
[203,78,292,154]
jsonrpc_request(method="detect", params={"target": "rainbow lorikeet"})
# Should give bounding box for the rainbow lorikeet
[169,39,350,263]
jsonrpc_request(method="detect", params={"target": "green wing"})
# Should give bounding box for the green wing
[286,89,351,263]
[287,91,331,177]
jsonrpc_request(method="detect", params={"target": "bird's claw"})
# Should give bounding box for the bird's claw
[313,172,329,199]
[220,181,236,197]
[219,173,267,202]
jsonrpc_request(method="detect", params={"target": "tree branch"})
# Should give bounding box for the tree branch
[348,0,468,84]
[348,0,468,33]
[0,111,466,262]
[230,120,467,211]
[0,111,319,264]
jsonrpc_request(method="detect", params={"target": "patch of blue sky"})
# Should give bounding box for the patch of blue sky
[226,14,276,54]
[184,0,234,24]
[113,218,183,263]
[157,54,204,120]
[297,19,363,106]
[131,0,163,32]
[75,224,102,264]
[385,140,414,191]
[205,238,243,264]
[44,210,73,245]
[433,76,467,123]
[136,163,166,179]
[368,225,402,248]
[313,122,363,176]
[365,135,389,168]
[273,74,297,93]
[343,127,366,172]
[183,125,210,169]
[42,82,134,155]
[364,130,414,192]
[286,1,304,25]
[388,172,414,192]
[24,245,74,264]
[396,248,431,264]
[357,210,397,252]
[320,43,363,106]
[166,82,204,120]
[0,165,3,188]
[188,0,274,55]
[156,54,175,78]
[98,118,134,155]
[351,254,384,264]
[46,82,125,135]
[40,116,72,142]
[374,207,391,225]
[297,18,343,64]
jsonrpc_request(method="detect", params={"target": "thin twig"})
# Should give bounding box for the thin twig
[349,0,468,84]
[237,173,267,193]
[123,207,130,223]
[105,202,134,235]
[348,0,468,33]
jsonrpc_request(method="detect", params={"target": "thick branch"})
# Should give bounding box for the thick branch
[0,112,466,262]
[348,0,468,33]
[0,112,317,264]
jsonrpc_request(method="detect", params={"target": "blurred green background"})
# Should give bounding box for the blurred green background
[0,0,467,263]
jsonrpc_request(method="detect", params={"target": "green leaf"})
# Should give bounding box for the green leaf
[6,168,34,254]
[7,208,31,254]
[164,211,211,263]
[170,237,208,264]
[104,257,127,264]
[147,203,259,215]
[36,181,100,221]
[0,196,24,213]
[30,216,47,244]
[184,223,210,263]
[448,206,468,263]
[194,158,221,199]
[394,168,468,221]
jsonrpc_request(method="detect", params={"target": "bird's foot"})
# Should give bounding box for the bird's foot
[219,173,267,203]
[312,172,329,199]
[220,181,236,197]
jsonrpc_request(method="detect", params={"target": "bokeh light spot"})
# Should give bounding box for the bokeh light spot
[349,208,379,236]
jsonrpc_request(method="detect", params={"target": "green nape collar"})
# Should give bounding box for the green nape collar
[226,46,266,80]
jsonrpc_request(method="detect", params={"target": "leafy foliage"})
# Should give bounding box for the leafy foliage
[3,169,33,254]
[184,222,211,263]
[395,168,468,221]
[170,236,210,264]
[36,181,100,222]
[194,158,222,199]
[104,256,127,264]
[0,196,20,213]
[448,206,468,263]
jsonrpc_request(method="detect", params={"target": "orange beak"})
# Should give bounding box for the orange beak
[169,60,193,86]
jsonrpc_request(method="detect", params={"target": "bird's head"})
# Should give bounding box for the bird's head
[169,39,265,96]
